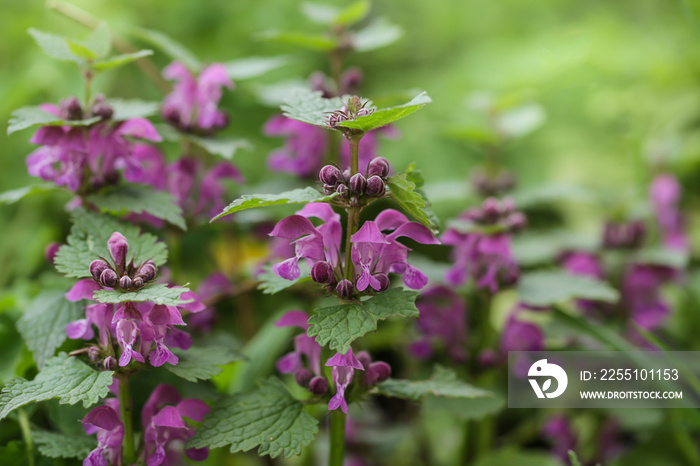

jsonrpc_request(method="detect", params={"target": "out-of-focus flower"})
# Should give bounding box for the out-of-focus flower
[542,415,577,464]
[622,264,675,331]
[650,173,688,251]
[82,405,124,466]
[411,285,467,362]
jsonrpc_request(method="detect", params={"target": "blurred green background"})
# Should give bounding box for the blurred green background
[1,0,699,286]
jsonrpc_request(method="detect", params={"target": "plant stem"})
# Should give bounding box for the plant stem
[18,409,34,466]
[348,135,360,176]
[342,135,362,280]
[328,409,346,466]
[118,374,135,465]
[83,70,93,110]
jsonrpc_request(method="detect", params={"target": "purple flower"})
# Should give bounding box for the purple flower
[328,366,354,414]
[622,264,675,331]
[82,405,124,466]
[561,251,604,314]
[326,347,364,370]
[275,310,322,377]
[542,415,577,463]
[162,61,233,133]
[66,303,113,345]
[650,173,688,251]
[500,309,544,354]
[411,285,467,362]
[138,303,188,367]
[116,318,145,366]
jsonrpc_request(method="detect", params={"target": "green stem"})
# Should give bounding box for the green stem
[328,409,346,466]
[118,374,135,465]
[348,135,360,176]
[83,70,93,110]
[18,409,34,466]
[342,135,362,280]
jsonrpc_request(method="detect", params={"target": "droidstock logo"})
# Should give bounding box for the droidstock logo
[528,359,568,399]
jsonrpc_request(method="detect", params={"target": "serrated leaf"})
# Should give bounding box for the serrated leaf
[109,99,160,121]
[93,284,192,306]
[165,345,246,382]
[92,50,154,72]
[224,55,291,80]
[387,170,439,233]
[301,0,369,26]
[87,185,186,230]
[257,30,337,51]
[351,18,403,52]
[281,89,345,127]
[54,209,167,278]
[257,264,312,295]
[16,291,83,368]
[0,184,58,205]
[189,135,252,160]
[8,106,100,135]
[307,288,419,354]
[0,354,114,420]
[337,92,431,132]
[212,187,337,221]
[32,430,96,459]
[187,377,318,458]
[517,270,619,307]
[131,27,201,71]
[28,28,84,64]
[375,366,492,400]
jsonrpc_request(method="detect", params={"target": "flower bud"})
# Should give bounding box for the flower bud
[103,356,117,371]
[163,107,181,126]
[311,261,335,284]
[323,184,336,195]
[320,165,343,186]
[295,368,314,388]
[138,262,157,282]
[90,260,111,281]
[309,376,329,395]
[119,275,132,290]
[133,277,144,289]
[364,361,391,385]
[88,346,101,362]
[478,349,498,368]
[107,232,129,265]
[100,269,118,287]
[336,279,354,299]
[45,242,61,264]
[349,196,359,207]
[368,157,390,178]
[356,350,372,370]
[374,273,390,292]
[366,176,386,197]
[481,198,500,223]
[507,212,527,232]
[336,184,348,198]
[349,173,367,194]
[59,96,83,120]
[91,101,114,120]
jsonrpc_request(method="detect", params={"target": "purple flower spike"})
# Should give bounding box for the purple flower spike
[326,347,364,370]
[107,232,129,266]
[329,366,354,414]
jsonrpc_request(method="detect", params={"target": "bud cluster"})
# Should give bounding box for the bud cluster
[471,169,516,197]
[463,197,526,233]
[89,232,157,291]
[602,220,646,250]
[59,94,114,122]
[320,157,389,206]
[327,96,374,128]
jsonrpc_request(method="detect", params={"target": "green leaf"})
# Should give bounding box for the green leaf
[84,23,111,58]
[16,291,83,368]
[337,92,431,132]
[0,354,114,420]
[424,393,505,421]
[212,187,337,221]
[165,345,246,382]
[54,209,168,279]
[67,39,100,60]
[257,30,337,51]
[131,27,201,70]
[224,55,291,80]
[8,106,100,135]
[497,103,545,138]
[301,0,369,26]
[87,185,186,230]
[568,451,583,466]
[387,169,439,233]
[307,288,419,354]
[635,247,689,269]
[474,449,561,466]
[0,184,58,205]
[281,89,345,126]
[92,50,154,72]
[517,270,619,307]
[375,366,492,400]
[28,28,84,64]
[32,430,96,459]
[351,18,403,52]
[187,377,318,458]
[257,264,312,295]
[93,284,192,306]
[109,99,160,121]
[189,135,252,160]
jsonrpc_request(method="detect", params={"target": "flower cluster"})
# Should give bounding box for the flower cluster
[270,203,438,298]
[65,232,204,368]
[470,168,517,198]
[161,61,233,135]
[320,157,389,205]
[411,286,467,362]
[26,95,161,193]
[602,219,646,250]
[276,311,391,413]
[442,197,525,293]
[327,96,374,128]
[83,384,209,466]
